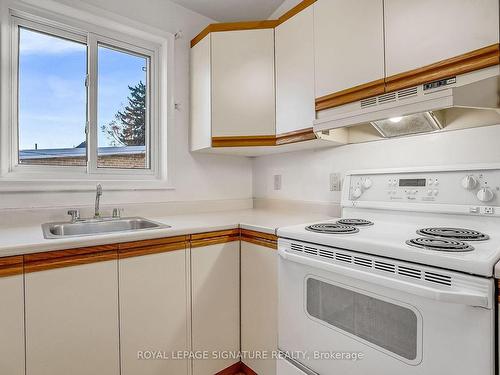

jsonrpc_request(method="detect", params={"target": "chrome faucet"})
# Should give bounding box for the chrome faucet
[94,184,102,219]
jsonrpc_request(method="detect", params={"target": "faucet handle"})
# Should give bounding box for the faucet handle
[112,208,124,219]
[67,209,80,223]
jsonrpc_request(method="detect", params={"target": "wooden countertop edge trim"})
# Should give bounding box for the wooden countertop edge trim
[190,229,241,241]
[118,235,189,250]
[241,229,278,250]
[0,255,24,277]
[190,235,241,248]
[4,227,279,273]
[385,43,500,92]
[24,250,118,273]
[315,79,386,111]
[190,0,317,48]
[119,241,187,259]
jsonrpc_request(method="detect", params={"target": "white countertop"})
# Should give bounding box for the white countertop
[0,209,333,257]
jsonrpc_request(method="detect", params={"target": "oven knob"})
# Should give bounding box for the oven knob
[352,187,363,200]
[477,187,495,202]
[462,175,478,190]
[362,178,372,189]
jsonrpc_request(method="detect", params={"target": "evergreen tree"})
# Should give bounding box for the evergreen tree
[102,81,146,146]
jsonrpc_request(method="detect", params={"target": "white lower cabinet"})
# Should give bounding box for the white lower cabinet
[241,242,278,375]
[0,258,25,375]
[191,241,240,375]
[25,260,120,375]
[119,249,189,375]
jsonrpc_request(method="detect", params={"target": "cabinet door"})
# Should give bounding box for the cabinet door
[119,249,189,375]
[314,0,385,98]
[211,29,276,137]
[384,0,499,76]
[25,260,120,375]
[241,242,278,375]
[0,257,25,375]
[191,241,240,375]
[275,7,315,134]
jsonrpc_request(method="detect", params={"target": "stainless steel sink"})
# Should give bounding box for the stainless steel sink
[42,217,170,239]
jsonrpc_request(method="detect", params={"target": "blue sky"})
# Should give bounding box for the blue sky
[18,28,146,151]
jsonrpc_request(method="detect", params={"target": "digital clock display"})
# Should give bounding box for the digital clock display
[399,178,426,187]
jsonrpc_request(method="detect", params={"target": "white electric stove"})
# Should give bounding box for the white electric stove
[277,164,500,375]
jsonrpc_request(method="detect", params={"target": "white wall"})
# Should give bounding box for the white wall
[253,125,500,204]
[0,0,253,210]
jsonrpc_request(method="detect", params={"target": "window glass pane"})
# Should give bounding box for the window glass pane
[98,44,149,169]
[18,27,87,166]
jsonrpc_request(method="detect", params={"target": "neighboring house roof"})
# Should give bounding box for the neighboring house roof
[19,146,146,159]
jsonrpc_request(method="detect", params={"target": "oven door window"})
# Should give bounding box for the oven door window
[306,277,421,363]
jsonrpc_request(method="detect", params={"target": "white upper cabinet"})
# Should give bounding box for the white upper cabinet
[211,29,276,137]
[275,7,315,134]
[190,29,276,150]
[384,0,500,77]
[314,0,385,98]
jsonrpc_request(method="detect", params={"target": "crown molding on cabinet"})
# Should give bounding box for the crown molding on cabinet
[190,0,317,47]
[0,256,23,277]
[212,127,316,148]
[385,43,500,92]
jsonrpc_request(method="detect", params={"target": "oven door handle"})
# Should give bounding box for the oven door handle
[278,249,491,308]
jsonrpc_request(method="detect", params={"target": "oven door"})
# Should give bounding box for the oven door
[278,239,495,375]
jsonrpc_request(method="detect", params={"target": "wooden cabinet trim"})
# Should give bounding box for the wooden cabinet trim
[190,0,317,48]
[212,135,277,147]
[497,279,500,303]
[212,128,316,148]
[191,20,279,48]
[3,227,279,272]
[118,235,188,250]
[0,255,23,277]
[119,242,187,259]
[190,229,241,248]
[240,229,278,250]
[277,0,317,25]
[385,43,500,92]
[315,79,386,111]
[24,245,118,273]
[276,127,316,145]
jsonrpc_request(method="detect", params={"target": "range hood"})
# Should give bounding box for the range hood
[314,68,500,138]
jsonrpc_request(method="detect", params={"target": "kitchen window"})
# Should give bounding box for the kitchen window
[0,3,171,190]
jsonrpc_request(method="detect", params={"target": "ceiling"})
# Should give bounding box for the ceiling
[172,0,287,22]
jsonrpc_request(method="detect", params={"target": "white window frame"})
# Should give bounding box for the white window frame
[0,0,174,191]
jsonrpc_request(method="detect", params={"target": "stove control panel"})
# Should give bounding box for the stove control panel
[345,167,500,214]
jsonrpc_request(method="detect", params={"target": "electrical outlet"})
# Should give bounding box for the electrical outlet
[330,173,341,191]
[274,174,282,190]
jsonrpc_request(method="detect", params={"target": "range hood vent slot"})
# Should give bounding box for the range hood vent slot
[397,87,418,99]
